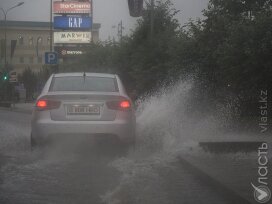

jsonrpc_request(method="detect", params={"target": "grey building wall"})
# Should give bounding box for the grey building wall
[0,21,101,74]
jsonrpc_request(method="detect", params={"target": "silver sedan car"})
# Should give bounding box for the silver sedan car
[31,72,136,149]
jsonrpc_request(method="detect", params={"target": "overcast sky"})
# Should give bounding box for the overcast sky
[0,0,209,40]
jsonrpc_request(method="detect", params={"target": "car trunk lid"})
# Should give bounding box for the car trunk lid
[43,92,124,121]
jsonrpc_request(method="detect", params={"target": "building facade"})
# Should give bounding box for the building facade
[0,21,101,74]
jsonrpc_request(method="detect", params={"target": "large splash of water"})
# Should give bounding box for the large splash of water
[101,76,246,203]
[101,79,202,204]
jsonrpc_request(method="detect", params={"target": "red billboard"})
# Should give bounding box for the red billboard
[53,1,91,14]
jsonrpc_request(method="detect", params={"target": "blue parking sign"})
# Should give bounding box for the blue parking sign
[45,52,58,65]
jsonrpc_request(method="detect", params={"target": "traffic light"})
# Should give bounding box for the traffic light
[1,72,9,81]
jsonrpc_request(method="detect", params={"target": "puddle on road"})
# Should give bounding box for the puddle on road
[0,148,122,204]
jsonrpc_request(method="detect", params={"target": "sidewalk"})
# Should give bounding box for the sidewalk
[180,136,272,204]
[0,103,34,114]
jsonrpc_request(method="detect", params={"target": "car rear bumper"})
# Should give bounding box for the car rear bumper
[31,116,135,145]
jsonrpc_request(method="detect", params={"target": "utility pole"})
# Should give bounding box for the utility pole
[50,0,53,52]
[118,20,124,42]
[91,0,93,43]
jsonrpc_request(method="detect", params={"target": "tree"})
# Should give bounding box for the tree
[71,0,182,96]
[116,0,182,95]
[186,0,272,124]
[18,67,38,100]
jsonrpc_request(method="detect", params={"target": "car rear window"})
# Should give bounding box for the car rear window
[49,76,118,92]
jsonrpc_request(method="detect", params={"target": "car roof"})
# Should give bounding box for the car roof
[53,72,117,78]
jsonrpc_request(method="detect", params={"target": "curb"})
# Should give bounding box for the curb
[178,155,253,204]
[0,107,32,115]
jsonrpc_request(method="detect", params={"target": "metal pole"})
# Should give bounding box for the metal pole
[120,20,123,41]
[91,0,93,43]
[117,20,124,42]
[0,2,24,71]
[50,0,53,52]
[0,3,24,102]
[4,12,7,70]
[0,8,9,71]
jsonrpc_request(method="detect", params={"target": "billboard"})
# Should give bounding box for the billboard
[55,46,86,57]
[54,32,91,44]
[53,1,91,14]
[54,16,92,29]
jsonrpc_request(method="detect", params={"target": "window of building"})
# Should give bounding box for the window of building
[18,35,24,45]
[29,37,33,46]
[19,57,24,63]
[47,37,51,45]
[38,56,42,63]
[29,56,34,64]
[37,37,42,45]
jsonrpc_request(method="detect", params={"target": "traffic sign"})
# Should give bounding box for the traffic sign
[9,71,17,83]
[45,52,58,65]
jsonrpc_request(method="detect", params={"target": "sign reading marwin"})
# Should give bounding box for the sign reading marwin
[53,1,91,14]
[54,32,91,44]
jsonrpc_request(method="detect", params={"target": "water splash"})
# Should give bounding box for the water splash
[102,80,196,204]
[101,75,247,203]
[135,80,193,154]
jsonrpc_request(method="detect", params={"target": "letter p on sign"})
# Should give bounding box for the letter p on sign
[45,52,58,65]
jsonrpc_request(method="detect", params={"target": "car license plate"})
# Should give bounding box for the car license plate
[67,105,100,115]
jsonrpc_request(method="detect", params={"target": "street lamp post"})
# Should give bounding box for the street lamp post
[0,2,24,102]
[50,0,52,52]
[0,2,24,71]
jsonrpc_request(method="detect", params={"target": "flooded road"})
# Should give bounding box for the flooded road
[0,109,235,204]
[0,110,120,204]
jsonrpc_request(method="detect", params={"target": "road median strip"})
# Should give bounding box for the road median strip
[178,152,253,204]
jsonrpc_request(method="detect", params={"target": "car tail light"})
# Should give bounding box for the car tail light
[120,101,130,108]
[36,99,60,111]
[107,100,131,111]
[37,100,47,108]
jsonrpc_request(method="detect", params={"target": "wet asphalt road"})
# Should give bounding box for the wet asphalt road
[0,109,234,204]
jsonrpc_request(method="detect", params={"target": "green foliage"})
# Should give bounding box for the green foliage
[120,0,181,94]
[191,0,272,101]
[69,0,182,95]
[62,0,271,125]
[38,65,53,85]
[18,67,38,100]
